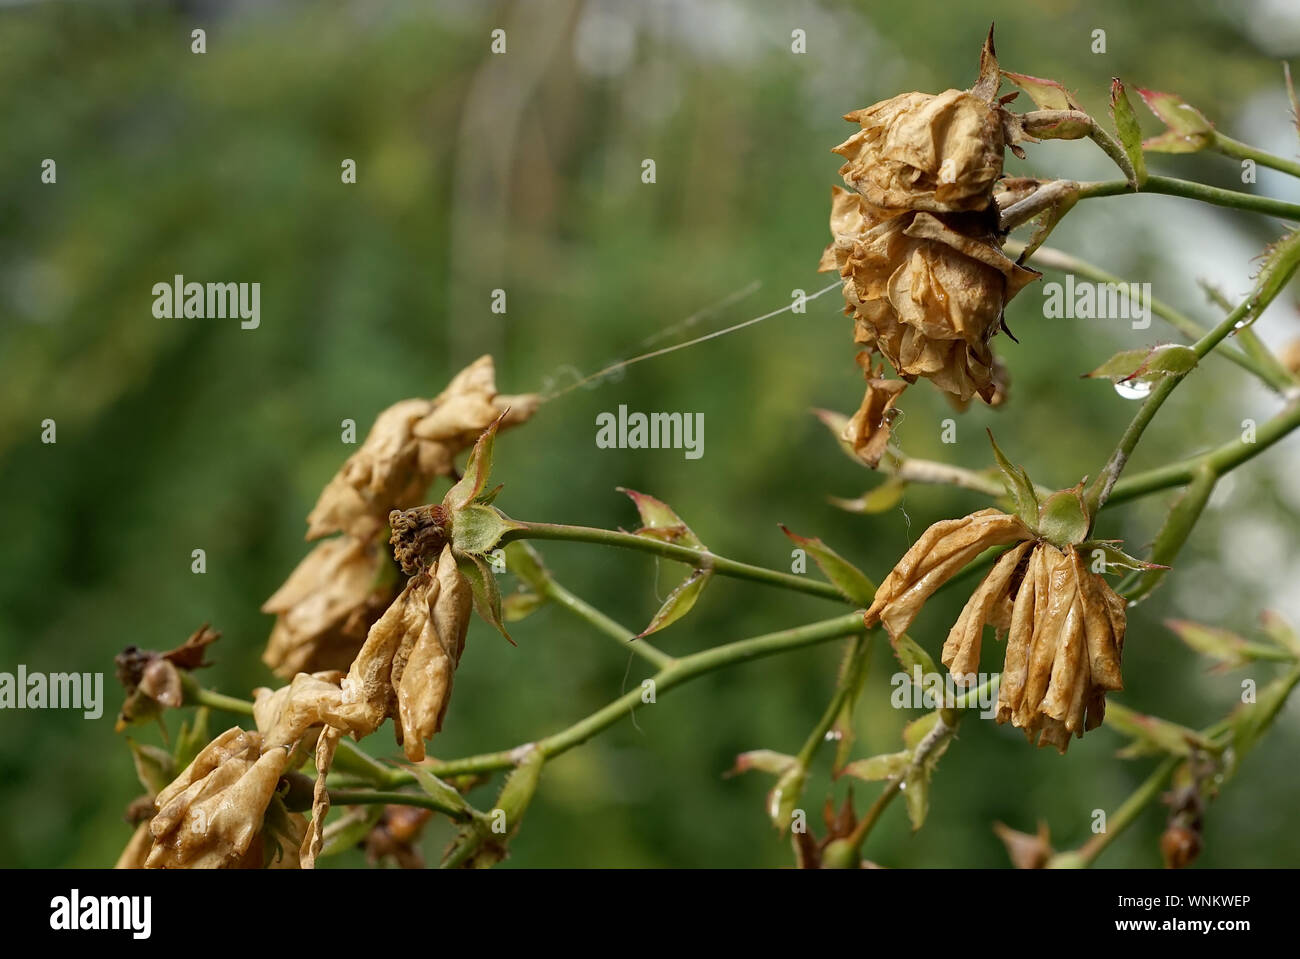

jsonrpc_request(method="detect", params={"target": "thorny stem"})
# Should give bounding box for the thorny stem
[503,520,848,603]
[1004,241,1296,393]
[389,611,868,782]
[1077,174,1300,221]
[794,633,872,769]
[1086,230,1300,516]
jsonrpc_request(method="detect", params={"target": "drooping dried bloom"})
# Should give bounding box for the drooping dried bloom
[331,544,472,762]
[145,727,292,868]
[863,508,1034,638]
[261,536,398,678]
[819,30,1040,406]
[820,190,1038,402]
[114,625,220,731]
[865,508,1127,753]
[305,356,538,542]
[843,352,908,468]
[832,89,1004,214]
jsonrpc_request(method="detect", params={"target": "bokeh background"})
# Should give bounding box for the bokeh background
[3,0,1299,868]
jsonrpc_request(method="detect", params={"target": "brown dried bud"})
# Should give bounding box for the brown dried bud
[305,356,538,542]
[261,536,398,678]
[365,805,434,869]
[1160,824,1202,869]
[114,625,220,730]
[144,727,292,868]
[820,189,1038,402]
[389,504,451,575]
[843,354,908,468]
[993,820,1054,869]
[833,89,1004,214]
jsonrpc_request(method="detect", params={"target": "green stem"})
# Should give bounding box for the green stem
[1119,465,1216,603]
[1077,174,1300,221]
[188,683,254,716]
[327,788,476,822]
[1105,396,1300,507]
[503,520,847,603]
[1056,755,1181,868]
[1213,132,1300,180]
[541,576,674,670]
[390,611,868,782]
[795,633,871,768]
[1008,242,1292,392]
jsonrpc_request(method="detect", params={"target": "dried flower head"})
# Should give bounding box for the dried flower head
[993,820,1054,869]
[820,190,1038,402]
[820,29,1040,406]
[305,356,538,542]
[833,89,1004,215]
[331,544,472,762]
[114,625,220,731]
[145,727,293,868]
[865,508,1127,753]
[261,536,399,678]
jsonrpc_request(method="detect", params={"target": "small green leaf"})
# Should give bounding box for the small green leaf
[445,415,503,510]
[173,706,210,771]
[839,750,910,783]
[502,589,546,622]
[1105,701,1214,758]
[987,430,1039,528]
[619,488,704,549]
[455,551,513,644]
[903,711,940,751]
[503,541,549,591]
[637,568,712,638]
[779,526,876,605]
[129,739,176,796]
[726,749,798,778]
[1165,619,1254,670]
[827,478,908,515]
[831,635,872,772]
[1085,343,1197,383]
[319,805,384,859]
[1082,541,1168,574]
[890,633,937,678]
[407,764,473,819]
[902,766,930,831]
[766,762,808,831]
[450,503,522,556]
[1231,670,1298,758]
[1110,78,1148,187]
[1038,483,1090,547]
[1137,88,1214,153]
[1001,70,1080,111]
[1259,610,1300,659]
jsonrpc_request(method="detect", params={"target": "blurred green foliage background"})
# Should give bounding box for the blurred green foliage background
[2,0,1299,868]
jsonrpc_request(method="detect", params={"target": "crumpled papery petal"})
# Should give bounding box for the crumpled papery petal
[261,536,397,678]
[145,727,291,868]
[843,353,908,468]
[833,89,1004,214]
[305,355,539,542]
[863,508,1034,638]
[820,189,1039,403]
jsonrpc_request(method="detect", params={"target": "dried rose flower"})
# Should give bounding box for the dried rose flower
[305,355,538,542]
[114,625,220,731]
[820,190,1038,402]
[843,352,908,468]
[330,544,471,762]
[864,508,1127,753]
[820,29,1040,406]
[832,89,1004,215]
[145,727,293,868]
[261,536,398,678]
